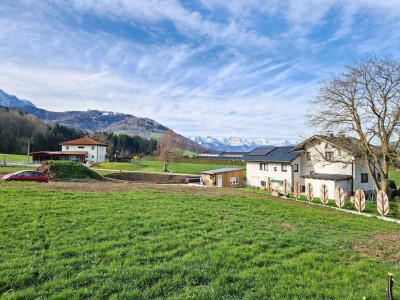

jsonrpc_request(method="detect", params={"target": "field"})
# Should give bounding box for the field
[94,161,244,175]
[0,181,399,299]
[0,153,31,164]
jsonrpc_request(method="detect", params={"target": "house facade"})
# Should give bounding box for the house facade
[32,137,107,164]
[243,146,302,192]
[244,135,377,198]
[60,137,107,163]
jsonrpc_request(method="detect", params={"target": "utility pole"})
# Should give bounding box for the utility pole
[27,139,30,164]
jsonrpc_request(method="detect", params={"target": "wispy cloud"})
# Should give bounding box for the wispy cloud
[1,0,400,139]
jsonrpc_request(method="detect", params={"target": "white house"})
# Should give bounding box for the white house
[243,135,378,199]
[243,146,303,192]
[60,137,107,163]
[32,137,107,164]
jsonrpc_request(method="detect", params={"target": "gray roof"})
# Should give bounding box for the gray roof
[301,173,352,181]
[201,167,244,175]
[242,146,302,163]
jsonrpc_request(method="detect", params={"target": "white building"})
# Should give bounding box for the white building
[60,137,107,163]
[243,135,378,198]
[32,137,107,164]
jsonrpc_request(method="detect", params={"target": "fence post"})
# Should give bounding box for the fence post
[387,273,394,300]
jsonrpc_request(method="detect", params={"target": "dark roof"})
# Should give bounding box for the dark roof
[301,173,352,181]
[242,146,302,163]
[246,146,276,156]
[289,135,361,154]
[201,167,244,175]
[60,137,107,146]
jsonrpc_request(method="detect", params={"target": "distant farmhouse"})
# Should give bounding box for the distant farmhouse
[31,137,107,164]
[243,135,378,198]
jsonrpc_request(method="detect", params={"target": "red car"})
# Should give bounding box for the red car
[1,170,48,182]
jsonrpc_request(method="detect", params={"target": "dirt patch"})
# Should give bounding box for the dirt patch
[280,222,296,231]
[352,232,400,265]
[105,172,188,184]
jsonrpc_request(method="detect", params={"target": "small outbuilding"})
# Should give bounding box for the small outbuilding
[201,167,244,188]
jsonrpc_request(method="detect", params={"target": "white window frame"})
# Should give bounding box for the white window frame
[230,177,239,185]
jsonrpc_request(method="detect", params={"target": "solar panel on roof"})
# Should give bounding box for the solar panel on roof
[247,147,276,156]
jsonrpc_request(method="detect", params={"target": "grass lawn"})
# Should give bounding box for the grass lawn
[390,169,400,187]
[0,183,399,299]
[95,161,244,175]
[0,153,31,164]
[243,188,400,219]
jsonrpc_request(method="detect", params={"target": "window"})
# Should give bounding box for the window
[306,152,311,161]
[66,146,69,150]
[260,180,266,187]
[293,164,299,172]
[361,173,369,183]
[281,164,288,172]
[274,167,277,171]
[259,163,268,171]
[92,147,95,150]
[325,152,334,160]
[230,177,239,185]
[78,146,84,149]
[92,155,94,158]
[310,171,314,175]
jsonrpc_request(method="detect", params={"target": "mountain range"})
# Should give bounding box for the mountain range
[0,89,209,153]
[0,89,297,153]
[189,136,297,152]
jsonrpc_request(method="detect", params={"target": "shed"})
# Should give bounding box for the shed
[201,167,244,188]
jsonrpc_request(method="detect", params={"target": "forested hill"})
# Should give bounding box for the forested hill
[0,107,157,157]
[0,89,210,153]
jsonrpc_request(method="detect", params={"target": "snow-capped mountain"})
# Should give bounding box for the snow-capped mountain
[189,136,297,152]
[0,89,36,109]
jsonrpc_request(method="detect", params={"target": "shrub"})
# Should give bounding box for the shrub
[391,197,400,218]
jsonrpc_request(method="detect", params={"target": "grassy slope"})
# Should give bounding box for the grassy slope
[0,187,399,299]
[244,188,400,219]
[95,161,244,174]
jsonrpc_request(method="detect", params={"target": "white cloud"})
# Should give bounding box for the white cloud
[1,0,400,140]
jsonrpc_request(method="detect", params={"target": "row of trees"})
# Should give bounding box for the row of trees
[0,107,157,158]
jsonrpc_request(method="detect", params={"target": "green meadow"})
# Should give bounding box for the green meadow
[0,185,399,299]
[94,161,243,175]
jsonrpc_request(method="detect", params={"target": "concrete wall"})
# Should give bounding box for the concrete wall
[303,178,351,200]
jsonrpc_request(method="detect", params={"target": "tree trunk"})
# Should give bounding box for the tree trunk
[164,160,169,172]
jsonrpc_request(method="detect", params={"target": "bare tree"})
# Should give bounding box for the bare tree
[308,55,400,193]
[156,130,183,172]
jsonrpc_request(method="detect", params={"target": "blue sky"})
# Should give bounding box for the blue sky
[1,1,400,140]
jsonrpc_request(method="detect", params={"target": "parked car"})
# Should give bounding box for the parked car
[1,170,48,182]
